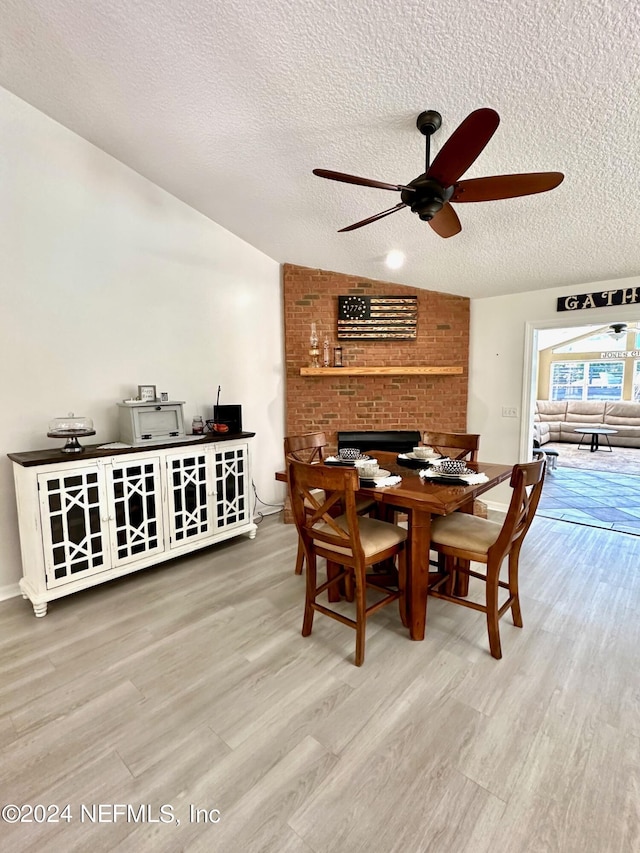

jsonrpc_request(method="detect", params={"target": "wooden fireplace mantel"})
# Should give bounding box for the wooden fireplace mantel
[299,366,464,377]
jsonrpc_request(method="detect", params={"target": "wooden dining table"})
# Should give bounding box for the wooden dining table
[356,451,512,640]
[277,451,513,641]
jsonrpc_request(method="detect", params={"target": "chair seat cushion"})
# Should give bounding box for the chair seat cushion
[314,515,407,558]
[430,513,502,556]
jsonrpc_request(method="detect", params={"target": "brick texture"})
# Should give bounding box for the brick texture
[283,263,470,454]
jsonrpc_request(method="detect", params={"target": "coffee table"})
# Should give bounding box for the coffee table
[574,427,618,452]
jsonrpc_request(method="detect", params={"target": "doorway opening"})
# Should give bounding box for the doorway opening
[523,318,640,535]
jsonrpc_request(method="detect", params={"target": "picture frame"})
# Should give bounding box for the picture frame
[138,384,157,403]
[160,391,169,402]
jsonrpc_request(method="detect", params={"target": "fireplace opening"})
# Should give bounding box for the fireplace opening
[337,430,421,454]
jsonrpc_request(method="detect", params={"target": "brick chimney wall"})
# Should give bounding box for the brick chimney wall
[283,264,470,452]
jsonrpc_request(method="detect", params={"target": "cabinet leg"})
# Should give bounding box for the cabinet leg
[32,601,48,617]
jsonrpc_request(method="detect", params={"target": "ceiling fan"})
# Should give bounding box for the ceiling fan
[313,108,564,237]
[608,323,628,339]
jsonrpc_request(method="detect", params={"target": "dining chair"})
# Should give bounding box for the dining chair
[284,431,329,465]
[422,431,480,462]
[427,457,546,659]
[422,431,481,576]
[284,432,375,574]
[287,457,407,666]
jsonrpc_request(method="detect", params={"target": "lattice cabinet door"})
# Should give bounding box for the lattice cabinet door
[166,448,214,548]
[213,442,251,532]
[105,457,165,566]
[38,465,111,589]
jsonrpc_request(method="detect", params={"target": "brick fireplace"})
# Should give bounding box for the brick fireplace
[283,263,470,452]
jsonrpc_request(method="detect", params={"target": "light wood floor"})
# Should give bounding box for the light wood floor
[1,514,639,852]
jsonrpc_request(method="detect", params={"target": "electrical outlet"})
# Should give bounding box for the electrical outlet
[502,406,519,418]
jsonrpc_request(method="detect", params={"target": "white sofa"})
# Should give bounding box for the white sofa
[534,400,640,447]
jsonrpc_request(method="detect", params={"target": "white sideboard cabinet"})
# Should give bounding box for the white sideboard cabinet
[9,433,257,616]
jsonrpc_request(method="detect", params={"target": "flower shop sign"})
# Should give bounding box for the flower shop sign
[557,287,640,312]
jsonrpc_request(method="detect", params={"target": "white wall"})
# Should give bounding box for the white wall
[469,275,640,506]
[0,86,286,598]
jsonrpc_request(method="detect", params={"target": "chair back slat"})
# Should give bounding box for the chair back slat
[298,486,344,529]
[284,432,355,576]
[284,432,328,464]
[423,431,480,462]
[490,458,546,561]
[287,458,362,560]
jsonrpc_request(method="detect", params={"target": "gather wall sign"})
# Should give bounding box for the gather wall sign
[557,286,640,312]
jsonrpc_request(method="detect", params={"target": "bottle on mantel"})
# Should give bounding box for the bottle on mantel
[323,336,330,367]
[309,322,320,368]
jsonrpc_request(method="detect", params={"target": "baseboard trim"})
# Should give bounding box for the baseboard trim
[0,583,21,602]
[483,499,509,515]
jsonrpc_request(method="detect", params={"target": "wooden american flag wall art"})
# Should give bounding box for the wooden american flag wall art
[337,295,418,340]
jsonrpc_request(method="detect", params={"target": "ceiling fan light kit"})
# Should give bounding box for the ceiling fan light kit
[313,107,564,238]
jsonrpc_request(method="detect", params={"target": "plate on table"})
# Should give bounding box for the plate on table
[430,468,475,480]
[326,454,371,466]
[358,468,391,484]
[398,453,441,469]
[404,451,442,462]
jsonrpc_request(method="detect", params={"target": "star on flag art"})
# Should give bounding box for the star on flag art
[337,295,418,340]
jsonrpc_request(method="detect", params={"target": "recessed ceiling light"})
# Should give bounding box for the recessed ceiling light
[386,250,405,269]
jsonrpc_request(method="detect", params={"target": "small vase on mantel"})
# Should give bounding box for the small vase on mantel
[309,322,320,368]
[323,336,331,367]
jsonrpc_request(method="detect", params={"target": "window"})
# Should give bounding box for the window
[551,361,623,401]
[634,361,640,402]
[550,362,584,400]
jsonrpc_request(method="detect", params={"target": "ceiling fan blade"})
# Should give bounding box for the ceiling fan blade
[427,108,500,186]
[338,203,407,232]
[428,203,462,238]
[451,171,564,202]
[313,169,415,193]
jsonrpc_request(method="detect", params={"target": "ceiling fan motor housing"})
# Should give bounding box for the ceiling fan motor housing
[416,110,442,135]
[413,198,443,221]
[401,177,454,221]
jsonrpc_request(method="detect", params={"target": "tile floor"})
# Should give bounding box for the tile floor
[537,464,640,535]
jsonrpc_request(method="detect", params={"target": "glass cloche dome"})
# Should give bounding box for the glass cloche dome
[47,412,95,452]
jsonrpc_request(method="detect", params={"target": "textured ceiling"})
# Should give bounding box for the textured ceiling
[1,0,639,297]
